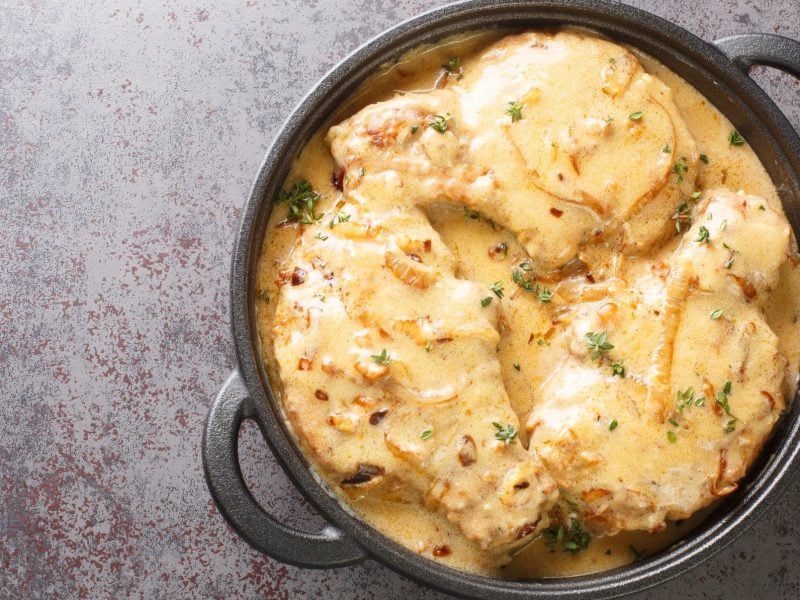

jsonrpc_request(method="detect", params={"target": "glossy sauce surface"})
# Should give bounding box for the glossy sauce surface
[255,30,800,577]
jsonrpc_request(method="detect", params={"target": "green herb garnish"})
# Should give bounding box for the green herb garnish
[371,348,391,365]
[699,153,709,164]
[728,130,746,146]
[429,114,450,133]
[442,56,463,79]
[421,428,433,440]
[511,264,552,304]
[537,287,553,303]
[677,388,696,412]
[543,518,591,554]
[492,422,518,445]
[672,202,692,233]
[490,281,504,299]
[695,225,710,244]
[329,210,351,228]
[629,111,644,121]
[674,157,689,183]
[481,296,493,307]
[585,331,614,360]
[609,419,618,431]
[543,524,564,551]
[723,243,737,269]
[280,179,322,224]
[506,100,523,122]
[716,381,739,432]
[715,380,735,417]
[710,308,724,320]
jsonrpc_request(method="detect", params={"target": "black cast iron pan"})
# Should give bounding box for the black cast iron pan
[203,1,800,598]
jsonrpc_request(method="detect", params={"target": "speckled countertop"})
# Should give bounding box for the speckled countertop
[1,1,799,598]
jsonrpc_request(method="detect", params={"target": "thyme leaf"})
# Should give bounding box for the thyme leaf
[281,179,322,224]
[505,100,524,122]
[585,331,614,360]
[728,130,746,146]
[492,422,518,445]
[371,348,391,365]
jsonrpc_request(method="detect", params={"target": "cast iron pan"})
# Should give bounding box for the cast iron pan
[203,1,800,598]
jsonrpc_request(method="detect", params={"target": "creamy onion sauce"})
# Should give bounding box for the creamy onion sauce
[255,30,800,577]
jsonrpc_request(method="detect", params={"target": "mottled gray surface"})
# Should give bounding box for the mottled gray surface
[1,0,799,598]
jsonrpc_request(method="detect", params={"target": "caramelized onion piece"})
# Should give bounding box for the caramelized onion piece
[457,435,478,466]
[369,409,389,425]
[291,267,306,286]
[341,463,385,485]
[385,249,438,288]
[515,519,541,539]
[711,450,738,497]
[646,262,689,420]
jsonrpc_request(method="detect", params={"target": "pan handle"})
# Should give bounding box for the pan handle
[202,370,367,567]
[714,33,800,79]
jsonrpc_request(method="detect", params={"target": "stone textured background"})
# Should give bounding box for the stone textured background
[1,1,798,598]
